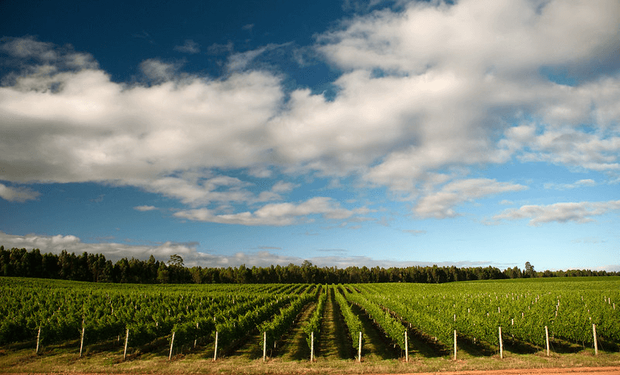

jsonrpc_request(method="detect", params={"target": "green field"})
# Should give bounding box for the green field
[1,277,619,373]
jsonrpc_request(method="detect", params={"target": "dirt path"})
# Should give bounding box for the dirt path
[408,367,620,375]
[4,367,620,375]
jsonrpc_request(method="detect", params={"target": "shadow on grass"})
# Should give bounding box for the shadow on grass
[453,335,496,357]
[318,287,355,360]
[277,302,315,361]
[350,303,400,360]
[404,326,450,358]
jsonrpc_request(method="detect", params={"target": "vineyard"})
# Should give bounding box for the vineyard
[0,277,619,373]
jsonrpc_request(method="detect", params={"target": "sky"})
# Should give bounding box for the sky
[0,0,619,271]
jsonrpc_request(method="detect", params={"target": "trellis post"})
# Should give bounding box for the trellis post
[123,328,129,360]
[169,331,176,360]
[498,327,503,359]
[358,332,362,362]
[454,330,457,360]
[545,326,550,356]
[405,330,409,362]
[593,324,598,356]
[36,327,41,354]
[79,325,85,357]
[213,331,219,361]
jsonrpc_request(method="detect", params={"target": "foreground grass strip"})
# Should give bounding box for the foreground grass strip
[1,345,619,374]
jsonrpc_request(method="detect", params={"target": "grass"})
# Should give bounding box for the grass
[1,344,619,374]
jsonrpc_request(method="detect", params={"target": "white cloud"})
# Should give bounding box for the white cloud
[0,45,282,185]
[319,0,619,74]
[271,181,298,193]
[226,43,290,72]
[544,179,597,190]
[0,231,204,265]
[414,178,527,219]
[139,59,180,82]
[0,231,515,269]
[0,183,40,202]
[134,205,157,211]
[174,197,369,225]
[503,121,620,172]
[1,0,619,226]
[174,39,200,54]
[493,200,620,226]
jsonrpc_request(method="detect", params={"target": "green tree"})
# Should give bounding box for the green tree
[168,254,184,267]
[525,261,536,278]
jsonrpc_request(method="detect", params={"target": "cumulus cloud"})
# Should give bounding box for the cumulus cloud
[0,43,283,185]
[1,0,619,226]
[414,179,527,219]
[174,197,370,225]
[139,59,179,82]
[493,200,620,226]
[0,183,40,202]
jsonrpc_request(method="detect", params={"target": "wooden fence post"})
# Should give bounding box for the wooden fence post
[405,330,409,362]
[213,331,218,361]
[79,325,85,357]
[358,332,362,363]
[593,324,598,356]
[263,331,267,362]
[545,326,550,356]
[310,331,314,362]
[499,327,503,359]
[454,330,457,360]
[36,327,41,354]
[169,332,176,360]
[123,328,129,360]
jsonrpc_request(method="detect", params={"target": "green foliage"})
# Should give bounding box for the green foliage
[4,246,617,285]
[1,276,619,356]
[354,278,620,349]
[334,285,363,351]
[258,285,318,349]
[303,285,327,349]
[344,287,406,349]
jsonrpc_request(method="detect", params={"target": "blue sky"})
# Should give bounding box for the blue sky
[0,0,619,271]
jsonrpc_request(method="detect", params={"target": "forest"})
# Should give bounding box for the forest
[0,246,616,285]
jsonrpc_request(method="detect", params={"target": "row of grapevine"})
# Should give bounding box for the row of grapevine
[303,285,327,350]
[356,284,454,346]
[334,285,363,352]
[259,285,320,349]
[2,277,618,361]
[0,280,305,349]
[357,279,620,350]
[342,286,406,349]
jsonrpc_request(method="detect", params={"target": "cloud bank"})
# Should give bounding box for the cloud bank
[0,231,510,269]
[1,0,619,225]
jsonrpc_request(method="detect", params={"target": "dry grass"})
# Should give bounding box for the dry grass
[1,344,619,374]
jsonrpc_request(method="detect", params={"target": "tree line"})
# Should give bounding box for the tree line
[0,246,616,285]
